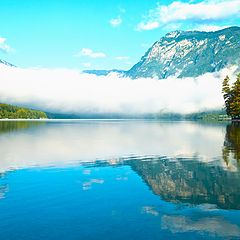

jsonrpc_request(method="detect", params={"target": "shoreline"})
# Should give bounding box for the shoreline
[0,118,169,122]
[0,118,231,123]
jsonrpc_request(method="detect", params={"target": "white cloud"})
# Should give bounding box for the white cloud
[110,16,122,27]
[0,37,12,53]
[116,56,129,60]
[161,215,240,237]
[0,64,237,116]
[137,21,159,31]
[193,24,231,32]
[137,0,240,31]
[159,0,240,23]
[110,6,126,27]
[75,48,106,58]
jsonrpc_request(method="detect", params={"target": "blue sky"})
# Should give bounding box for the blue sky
[0,0,239,70]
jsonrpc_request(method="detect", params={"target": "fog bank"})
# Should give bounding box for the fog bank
[0,64,237,115]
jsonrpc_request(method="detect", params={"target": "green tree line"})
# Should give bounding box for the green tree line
[222,74,240,120]
[0,103,47,119]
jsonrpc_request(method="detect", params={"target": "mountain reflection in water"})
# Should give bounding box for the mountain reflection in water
[0,121,240,211]
[125,122,240,209]
[127,156,240,209]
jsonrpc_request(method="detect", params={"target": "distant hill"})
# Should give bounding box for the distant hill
[0,103,47,119]
[127,26,240,79]
[82,69,126,76]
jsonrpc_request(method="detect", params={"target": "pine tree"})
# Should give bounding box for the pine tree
[222,76,232,116]
[231,74,240,119]
[222,74,240,120]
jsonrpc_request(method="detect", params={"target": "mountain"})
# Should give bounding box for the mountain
[82,69,125,76]
[127,26,240,79]
[0,59,15,67]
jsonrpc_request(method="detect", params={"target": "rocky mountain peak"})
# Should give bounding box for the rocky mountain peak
[127,26,240,79]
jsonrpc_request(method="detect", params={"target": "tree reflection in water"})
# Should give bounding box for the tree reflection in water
[0,121,46,134]
[223,122,240,165]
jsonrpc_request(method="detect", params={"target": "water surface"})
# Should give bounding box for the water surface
[0,120,240,239]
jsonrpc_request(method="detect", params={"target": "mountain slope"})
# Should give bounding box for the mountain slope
[0,59,15,67]
[127,26,240,79]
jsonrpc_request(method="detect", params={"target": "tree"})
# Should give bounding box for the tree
[222,74,240,120]
[222,76,232,116]
[222,122,240,164]
[231,74,240,119]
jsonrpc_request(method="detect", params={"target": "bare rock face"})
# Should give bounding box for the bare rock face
[127,26,240,79]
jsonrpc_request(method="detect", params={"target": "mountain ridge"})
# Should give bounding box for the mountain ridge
[127,26,240,79]
[0,59,16,67]
[82,69,125,76]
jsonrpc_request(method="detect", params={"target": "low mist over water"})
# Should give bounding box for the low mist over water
[0,65,237,115]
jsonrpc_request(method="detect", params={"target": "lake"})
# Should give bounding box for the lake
[0,120,240,240]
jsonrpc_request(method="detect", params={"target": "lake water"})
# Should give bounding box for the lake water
[0,120,240,240]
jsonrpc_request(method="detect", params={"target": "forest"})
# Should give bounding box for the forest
[222,74,240,120]
[0,103,47,119]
